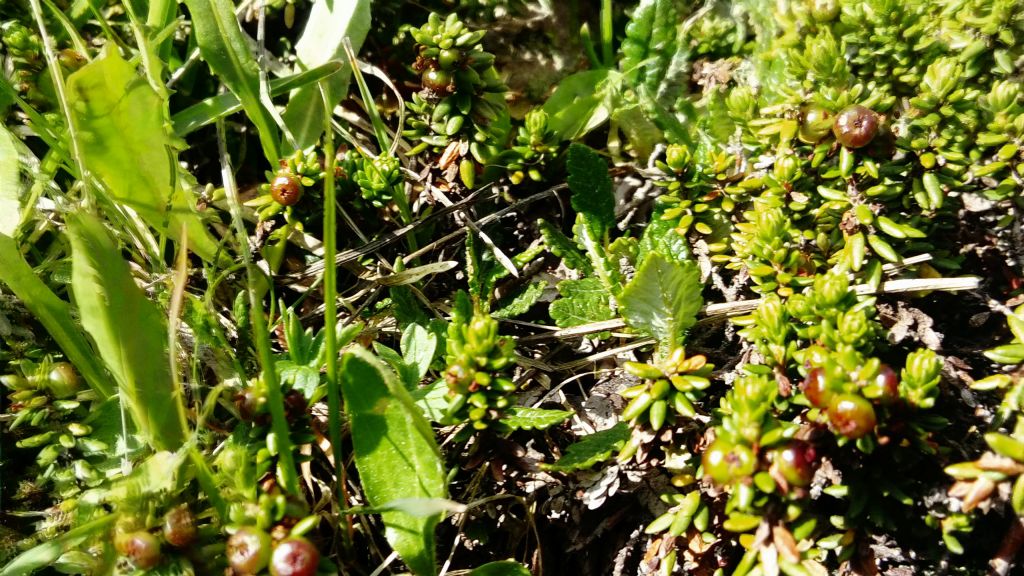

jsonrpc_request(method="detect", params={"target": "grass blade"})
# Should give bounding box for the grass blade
[172,61,343,136]
[0,124,19,236]
[0,514,116,576]
[0,234,113,398]
[67,212,188,451]
[182,0,280,163]
[280,0,371,149]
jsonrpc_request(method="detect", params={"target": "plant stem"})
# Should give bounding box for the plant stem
[215,117,299,496]
[321,87,353,542]
[600,0,613,67]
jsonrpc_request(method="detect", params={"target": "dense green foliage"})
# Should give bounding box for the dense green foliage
[0,0,1022,574]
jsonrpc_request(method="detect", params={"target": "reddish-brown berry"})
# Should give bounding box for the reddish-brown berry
[862,364,900,403]
[270,537,320,576]
[832,105,880,148]
[801,367,832,409]
[828,394,877,439]
[771,440,817,487]
[271,173,303,206]
[162,505,197,548]
[117,531,162,569]
[421,68,453,94]
[227,527,272,575]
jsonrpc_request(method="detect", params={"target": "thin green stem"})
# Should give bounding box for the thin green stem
[216,117,299,496]
[321,86,351,541]
[27,0,91,207]
[600,0,614,67]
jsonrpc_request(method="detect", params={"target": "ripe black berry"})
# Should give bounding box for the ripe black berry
[270,537,320,576]
[162,505,197,548]
[271,173,303,206]
[227,527,272,575]
[117,531,162,569]
[702,438,756,486]
[828,394,877,439]
[832,105,879,149]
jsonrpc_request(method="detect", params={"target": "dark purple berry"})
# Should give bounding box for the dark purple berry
[801,367,832,409]
[117,531,161,569]
[421,68,453,94]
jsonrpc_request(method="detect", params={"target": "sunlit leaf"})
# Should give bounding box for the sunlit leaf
[341,347,445,576]
[68,212,188,450]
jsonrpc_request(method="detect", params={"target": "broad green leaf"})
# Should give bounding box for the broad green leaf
[81,451,184,505]
[402,323,438,382]
[0,234,112,397]
[373,341,419,391]
[281,0,372,148]
[542,422,630,472]
[470,561,532,576]
[566,143,615,236]
[0,514,116,576]
[181,0,279,162]
[493,282,546,319]
[538,219,590,272]
[172,61,343,136]
[67,213,188,451]
[341,347,445,576]
[65,48,223,263]
[412,379,451,423]
[0,124,19,236]
[619,254,702,349]
[549,278,614,328]
[495,407,574,432]
[542,69,615,141]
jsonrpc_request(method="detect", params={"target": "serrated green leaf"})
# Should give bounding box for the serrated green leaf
[619,254,702,349]
[180,0,279,162]
[65,48,223,264]
[493,282,546,319]
[638,211,690,265]
[542,422,630,472]
[281,0,371,148]
[538,219,590,272]
[495,407,573,432]
[341,347,445,576]
[549,278,615,328]
[566,143,615,237]
[620,0,686,107]
[470,561,532,576]
[68,213,188,451]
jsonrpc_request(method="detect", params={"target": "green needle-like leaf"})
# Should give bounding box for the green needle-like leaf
[67,212,188,451]
[341,347,446,576]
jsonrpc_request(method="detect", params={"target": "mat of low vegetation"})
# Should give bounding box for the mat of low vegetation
[1,0,1023,575]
